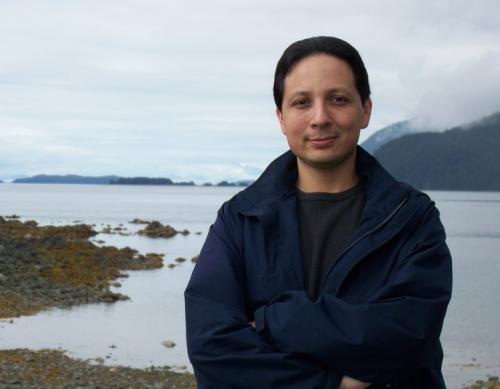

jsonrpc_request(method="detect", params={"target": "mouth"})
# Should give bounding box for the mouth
[308,136,338,147]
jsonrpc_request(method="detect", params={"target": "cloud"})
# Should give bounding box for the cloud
[0,0,499,179]
[409,50,500,130]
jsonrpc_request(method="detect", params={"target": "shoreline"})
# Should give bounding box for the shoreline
[0,348,195,388]
[1,348,498,388]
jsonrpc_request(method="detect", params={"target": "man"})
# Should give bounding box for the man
[185,36,452,388]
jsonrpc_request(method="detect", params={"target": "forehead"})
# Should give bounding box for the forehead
[284,54,356,94]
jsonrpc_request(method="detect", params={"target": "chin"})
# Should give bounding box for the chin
[298,149,356,170]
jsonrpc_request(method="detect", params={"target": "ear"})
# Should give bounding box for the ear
[360,97,372,129]
[276,106,287,135]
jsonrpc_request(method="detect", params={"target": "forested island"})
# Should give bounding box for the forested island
[11,175,251,187]
[13,175,119,185]
[109,177,195,186]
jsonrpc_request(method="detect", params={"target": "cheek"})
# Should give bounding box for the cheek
[283,123,304,143]
[336,111,364,130]
[283,113,307,133]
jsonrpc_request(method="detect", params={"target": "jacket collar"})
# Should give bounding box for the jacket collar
[238,146,409,223]
[236,146,413,292]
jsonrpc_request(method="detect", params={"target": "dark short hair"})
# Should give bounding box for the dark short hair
[273,36,371,110]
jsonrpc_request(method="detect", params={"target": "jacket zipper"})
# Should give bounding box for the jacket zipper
[319,194,409,295]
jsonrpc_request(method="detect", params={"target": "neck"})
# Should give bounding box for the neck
[296,154,359,193]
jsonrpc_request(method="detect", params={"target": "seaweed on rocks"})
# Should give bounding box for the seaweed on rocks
[137,221,190,238]
[0,217,163,318]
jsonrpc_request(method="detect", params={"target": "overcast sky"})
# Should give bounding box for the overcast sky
[1,0,499,182]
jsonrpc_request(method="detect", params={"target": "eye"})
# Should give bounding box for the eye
[292,98,309,108]
[329,95,348,105]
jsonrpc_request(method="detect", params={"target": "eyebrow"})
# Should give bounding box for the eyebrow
[287,88,351,101]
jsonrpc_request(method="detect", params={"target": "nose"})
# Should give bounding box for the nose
[310,101,331,129]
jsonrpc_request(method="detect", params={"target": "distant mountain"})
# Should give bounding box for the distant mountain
[14,175,119,184]
[110,177,174,185]
[362,120,433,154]
[12,174,251,187]
[110,177,195,186]
[374,111,500,191]
[0,179,3,183]
[215,180,252,187]
[201,180,252,187]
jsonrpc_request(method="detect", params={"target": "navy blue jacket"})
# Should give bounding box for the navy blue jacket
[185,147,452,388]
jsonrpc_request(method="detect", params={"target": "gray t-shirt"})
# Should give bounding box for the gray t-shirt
[297,180,365,300]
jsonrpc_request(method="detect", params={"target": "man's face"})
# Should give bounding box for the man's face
[276,54,372,172]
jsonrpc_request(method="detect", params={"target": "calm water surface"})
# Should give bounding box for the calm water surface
[0,184,499,387]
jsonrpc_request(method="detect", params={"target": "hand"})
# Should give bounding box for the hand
[339,375,371,389]
[248,321,255,328]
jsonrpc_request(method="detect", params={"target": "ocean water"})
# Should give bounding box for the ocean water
[0,184,499,387]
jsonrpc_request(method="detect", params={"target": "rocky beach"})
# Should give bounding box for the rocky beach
[0,349,195,388]
[0,215,196,387]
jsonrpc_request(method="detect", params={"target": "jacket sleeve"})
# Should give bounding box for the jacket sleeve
[184,204,340,389]
[254,203,453,385]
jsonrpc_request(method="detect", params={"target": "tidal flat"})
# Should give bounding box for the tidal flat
[0,216,196,387]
